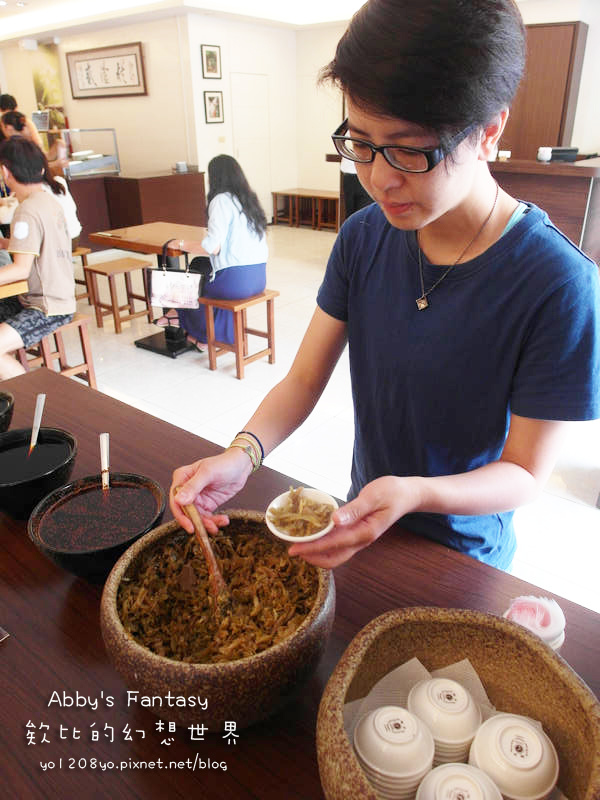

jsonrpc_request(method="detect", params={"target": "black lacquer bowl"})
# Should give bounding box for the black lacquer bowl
[0,427,77,518]
[0,391,14,433]
[28,472,166,582]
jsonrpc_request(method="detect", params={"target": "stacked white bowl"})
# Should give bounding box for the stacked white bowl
[408,678,482,765]
[416,763,503,800]
[353,705,435,799]
[469,713,559,800]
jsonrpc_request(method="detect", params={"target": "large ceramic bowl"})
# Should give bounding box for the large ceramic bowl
[28,472,166,582]
[317,607,600,800]
[0,390,14,433]
[100,511,336,730]
[0,427,77,518]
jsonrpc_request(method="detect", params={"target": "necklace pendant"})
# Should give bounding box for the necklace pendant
[416,296,429,311]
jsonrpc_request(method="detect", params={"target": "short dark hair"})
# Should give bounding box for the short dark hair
[0,94,17,112]
[0,135,64,194]
[1,110,26,132]
[207,154,267,236]
[321,0,526,148]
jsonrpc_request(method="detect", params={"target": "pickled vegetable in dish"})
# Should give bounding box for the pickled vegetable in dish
[117,517,318,664]
[268,486,334,537]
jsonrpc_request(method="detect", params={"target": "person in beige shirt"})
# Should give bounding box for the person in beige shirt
[0,136,75,380]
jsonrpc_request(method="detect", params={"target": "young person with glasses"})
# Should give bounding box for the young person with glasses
[170,0,600,571]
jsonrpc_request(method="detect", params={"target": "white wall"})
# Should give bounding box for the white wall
[1,15,195,176]
[296,24,346,191]
[186,13,298,215]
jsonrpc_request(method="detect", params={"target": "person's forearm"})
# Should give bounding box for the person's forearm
[242,373,326,456]
[178,239,212,256]
[0,258,31,283]
[412,459,542,516]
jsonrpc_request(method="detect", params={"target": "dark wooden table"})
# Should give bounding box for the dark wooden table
[1,370,598,800]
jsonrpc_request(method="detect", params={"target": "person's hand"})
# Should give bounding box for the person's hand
[0,237,9,250]
[170,448,253,534]
[288,475,422,568]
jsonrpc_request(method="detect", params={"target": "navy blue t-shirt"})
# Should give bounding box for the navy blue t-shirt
[317,203,600,568]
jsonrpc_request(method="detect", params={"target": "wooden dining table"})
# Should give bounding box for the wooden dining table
[89,221,208,359]
[1,369,599,800]
[0,279,28,299]
[88,221,208,258]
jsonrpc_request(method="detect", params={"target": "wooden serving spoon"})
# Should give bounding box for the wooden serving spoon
[176,490,231,620]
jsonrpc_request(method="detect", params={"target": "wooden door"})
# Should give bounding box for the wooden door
[500,22,587,160]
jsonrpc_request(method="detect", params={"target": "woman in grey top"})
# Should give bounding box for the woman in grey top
[0,137,75,380]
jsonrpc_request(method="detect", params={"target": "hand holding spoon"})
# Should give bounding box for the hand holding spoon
[176,489,231,621]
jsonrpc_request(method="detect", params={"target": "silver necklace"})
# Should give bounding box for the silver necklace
[416,181,499,311]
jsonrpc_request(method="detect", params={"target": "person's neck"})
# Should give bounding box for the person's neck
[14,182,44,203]
[418,170,517,265]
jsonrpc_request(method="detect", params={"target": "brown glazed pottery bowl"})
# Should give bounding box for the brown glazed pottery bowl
[0,427,77,518]
[317,607,600,800]
[0,390,14,433]
[28,472,166,583]
[100,511,336,731]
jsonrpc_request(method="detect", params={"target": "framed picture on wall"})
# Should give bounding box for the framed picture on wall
[204,91,224,124]
[201,45,221,79]
[66,42,147,99]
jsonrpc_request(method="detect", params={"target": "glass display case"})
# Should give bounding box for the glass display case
[60,128,120,178]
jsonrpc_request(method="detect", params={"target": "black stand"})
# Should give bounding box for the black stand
[134,326,195,359]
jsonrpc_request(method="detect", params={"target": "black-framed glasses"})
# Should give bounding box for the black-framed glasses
[331,119,474,173]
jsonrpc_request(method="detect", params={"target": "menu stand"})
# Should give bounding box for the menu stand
[134,326,195,358]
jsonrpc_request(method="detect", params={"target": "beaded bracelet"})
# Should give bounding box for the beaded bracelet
[236,430,265,461]
[228,436,261,473]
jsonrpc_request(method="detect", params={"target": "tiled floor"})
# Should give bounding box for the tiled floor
[65,225,599,613]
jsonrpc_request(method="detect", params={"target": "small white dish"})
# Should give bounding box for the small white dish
[469,713,559,800]
[265,487,338,543]
[417,763,503,800]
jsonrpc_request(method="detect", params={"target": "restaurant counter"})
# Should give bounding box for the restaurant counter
[1,369,599,799]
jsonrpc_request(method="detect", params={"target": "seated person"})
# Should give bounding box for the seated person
[156,155,268,347]
[0,109,44,151]
[0,137,75,380]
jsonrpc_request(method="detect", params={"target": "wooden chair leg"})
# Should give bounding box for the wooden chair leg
[267,298,276,364]
[124,272,135,315]
[78,319,97,389]
[205,307,217,371]
[16,348,31,371]
[241,308,249,356]
[54,329,69,371]
[107,275,121,333]
[233,310,245,380]
[39,336,54,367]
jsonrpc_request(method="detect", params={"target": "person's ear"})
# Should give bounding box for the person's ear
[479,109,509,161]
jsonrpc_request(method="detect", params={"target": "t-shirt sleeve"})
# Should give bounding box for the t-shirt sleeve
[510,263,600,421]
[317,225,351,322]
[8,206,42,256]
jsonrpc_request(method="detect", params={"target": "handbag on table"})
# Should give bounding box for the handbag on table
[148,239,210,309]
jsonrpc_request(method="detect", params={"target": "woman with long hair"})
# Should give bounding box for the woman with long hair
[170,0,599,571]
[157,154,268,347]
[0,136,75,379]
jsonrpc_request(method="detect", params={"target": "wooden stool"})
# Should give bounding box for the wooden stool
[72,246,93,304]
[84,257,153,333]
[16,313,97,389]
[198,289,279,380]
